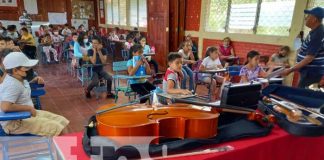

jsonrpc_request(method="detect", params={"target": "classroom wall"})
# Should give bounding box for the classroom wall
[0,0,98,28]
[184,0,309,85]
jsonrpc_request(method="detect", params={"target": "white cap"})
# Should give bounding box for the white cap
[3,52,38,69]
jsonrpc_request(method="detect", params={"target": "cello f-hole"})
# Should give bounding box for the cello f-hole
[147,111,169,119]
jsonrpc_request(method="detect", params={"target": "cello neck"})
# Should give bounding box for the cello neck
[96,92,153,115]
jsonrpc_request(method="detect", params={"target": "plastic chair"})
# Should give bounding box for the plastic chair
[227,65,242,83]
[112,61,136,102]
[192,60,214,101]
[76,62,93,86]
[30,83,46,110]
[93,82,107,99]
[0,111,54,160]
[65,49,74,75]
[108,40,116,61]
[112,61,152,102]
[121,49,129,61]
[36,44,47,64]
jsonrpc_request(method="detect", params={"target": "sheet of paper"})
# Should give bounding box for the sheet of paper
[24,0,38,14]
[48,12,67,24]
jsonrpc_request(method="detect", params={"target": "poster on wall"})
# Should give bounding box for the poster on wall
[23,0,38,14]
[71,19,88,30]
[71,0,95,20]
[0,0,17,7]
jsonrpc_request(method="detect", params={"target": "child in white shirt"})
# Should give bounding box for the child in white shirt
[199,46,224,99]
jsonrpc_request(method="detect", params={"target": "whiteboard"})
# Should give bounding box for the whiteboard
[48,12,67,25]
[23,0,38,14]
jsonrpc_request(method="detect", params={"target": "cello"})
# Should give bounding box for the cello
[95,94,272,144]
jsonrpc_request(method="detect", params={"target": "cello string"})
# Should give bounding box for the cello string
[96,92,153,115]
[172,98,256,113]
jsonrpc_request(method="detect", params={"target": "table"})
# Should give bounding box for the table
[53,125,324,160]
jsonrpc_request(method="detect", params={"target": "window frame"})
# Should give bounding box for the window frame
[205,0,296,36]
[105,0,147,28]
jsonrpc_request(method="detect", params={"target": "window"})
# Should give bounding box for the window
[257,0,295,36]
[312,0,324,8]
[106,0,126,25]
[308,0,324,25]
[205,0,228,32]
[138,0,147,27]
[205,0,296,36]
[112,0,120,25]
[228,0,258,34]
[129,0,138,26]
[106,0,147,27]
[130,0,147,27]
[119,0,127,25]
[106,0,113,24]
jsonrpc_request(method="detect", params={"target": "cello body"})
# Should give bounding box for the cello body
[96,103,219,140]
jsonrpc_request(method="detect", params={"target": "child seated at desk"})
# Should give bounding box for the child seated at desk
[240,50,274,83]
[219,37,238,65]
[52,28,64,61]
[124,34,134,50]
[199,47,224,98]
[127,44,156,103]
[268,46,290,68]
[179,40,196,91]
[84,37,114,99]
[163,52,192,95]
[140,36,159,74]
[41,33,59,63]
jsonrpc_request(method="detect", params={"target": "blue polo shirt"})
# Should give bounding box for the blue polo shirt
[296,24,324,75]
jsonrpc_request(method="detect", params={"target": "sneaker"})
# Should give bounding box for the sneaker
[106,92,116,99]
[85,89,92,99]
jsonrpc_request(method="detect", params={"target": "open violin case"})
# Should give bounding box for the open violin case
[82,116,272,159]
[82,82,273,159]
[259,84,324,137]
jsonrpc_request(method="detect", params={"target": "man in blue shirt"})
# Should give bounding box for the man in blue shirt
[85,36,114,99]
[282,7,324,88]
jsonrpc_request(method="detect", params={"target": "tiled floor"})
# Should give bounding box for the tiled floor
[36,61,210,134]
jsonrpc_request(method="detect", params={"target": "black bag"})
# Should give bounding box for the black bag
[259,84,324,137]
[221,82,262,110]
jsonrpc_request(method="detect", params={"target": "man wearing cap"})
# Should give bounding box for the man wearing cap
[282,7,324,88]
[0,52,69,136]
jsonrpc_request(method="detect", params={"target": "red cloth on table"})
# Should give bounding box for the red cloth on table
[55,125,324,160]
